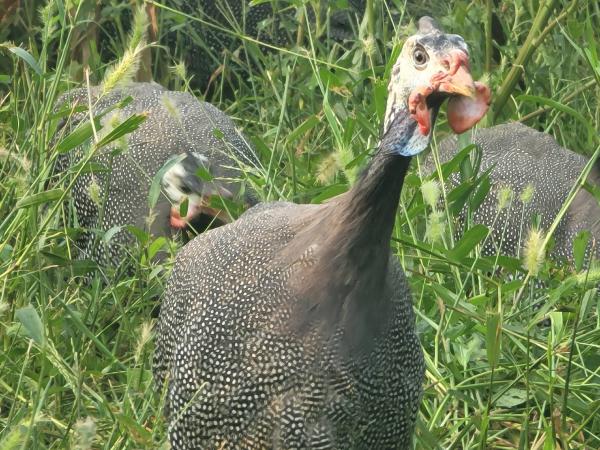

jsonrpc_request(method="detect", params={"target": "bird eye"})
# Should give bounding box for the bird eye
[179,185,192,195]
[412,46,428,67]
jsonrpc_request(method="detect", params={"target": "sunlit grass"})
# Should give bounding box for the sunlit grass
[0,0,599,448]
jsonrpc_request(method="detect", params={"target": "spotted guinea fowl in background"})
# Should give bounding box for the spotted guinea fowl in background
[424,123,600,261]
[153,17,490,449]
[170,0,365,90]
[54,82,258,267]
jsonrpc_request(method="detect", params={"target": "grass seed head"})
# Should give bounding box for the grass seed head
[135,321,154,362]
[421,179,440,209]
[73,416,96,450]
[101,42,145,96]
[497,186,513,211]
[170,61,188,82]
[161,94,181,121]
[88,177,101,206]
[520,183,535,204]
[129,5,149,49]
[316,152,342,185]
[425,210,445,243]
[523,227,546,276]
[362,36,377,58]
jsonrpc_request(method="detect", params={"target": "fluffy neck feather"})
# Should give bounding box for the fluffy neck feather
[285,106,422,351]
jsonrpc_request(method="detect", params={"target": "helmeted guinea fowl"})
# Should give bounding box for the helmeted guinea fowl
[169,0,365,90]
[426,123,600,261]
[154,17,490,449]
[54,82,258,267]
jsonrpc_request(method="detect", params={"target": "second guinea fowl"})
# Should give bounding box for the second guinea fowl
[425,123,600,261]
[170,0,365,90]
[154,17,490,449]
[54,82,258,267]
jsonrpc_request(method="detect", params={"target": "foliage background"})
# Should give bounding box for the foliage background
[0,0,599,448]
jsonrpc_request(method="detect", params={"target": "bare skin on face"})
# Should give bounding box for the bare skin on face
[408,48,491,136]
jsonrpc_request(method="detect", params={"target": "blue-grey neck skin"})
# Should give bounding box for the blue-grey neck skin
[332,98,439,265]
[380,105,433,157]
[341,104,436,245]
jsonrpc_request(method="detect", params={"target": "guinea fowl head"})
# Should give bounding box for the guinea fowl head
[382,16,490,156]
[162,152,235,231]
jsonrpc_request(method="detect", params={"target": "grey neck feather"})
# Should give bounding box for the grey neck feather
[285,106,419,352]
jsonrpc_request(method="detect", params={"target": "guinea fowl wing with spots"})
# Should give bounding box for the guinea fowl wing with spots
[154,203,423,449]
[154,17,490,449]
[54,82,258,266]
[424,123,600,261]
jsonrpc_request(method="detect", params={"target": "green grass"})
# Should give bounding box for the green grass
[1,0,599,448]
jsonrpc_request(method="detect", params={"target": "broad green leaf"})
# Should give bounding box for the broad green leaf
[15,305,45,346]
[287,115,320,143]
[147,237,168,260]
[470,171,493,212]
[56,119,102,153]
[4,45,43,75]
[496,388,528,408]
[209,196,241,218]
[447,224,489,260]
[196,165,213,182]
[431,143,478,180]
[179,196,189,217]
[126,225,149,245]
[103,226,123,244]
[70,259,99,276]
[41,251,70,266]
[79,161,109,174]
[96,112,147,149]
[573,230,591,272]
[373,79,388,122]
[429,283,459,305]
[47,104,88,122]
[492,255,523,272]
[447,181,476,216]
[0,244,13,262]
[40,252,98,275]
[16,189,63,209]
[116,95,134,109]
[310,184,347,204]
[469,294,489,308]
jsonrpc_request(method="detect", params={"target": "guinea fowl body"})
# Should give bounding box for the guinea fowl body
[430,123,600,260]
[155,202,422,448]
[155,158,423,449]
[154,18,490,449]
[54,82,257,266]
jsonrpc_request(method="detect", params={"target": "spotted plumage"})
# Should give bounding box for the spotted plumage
[54,82,258,266]
[154,17,490,449]
[172,0,364,89]
[425,122,600,261]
